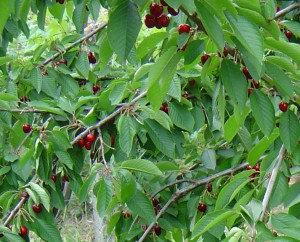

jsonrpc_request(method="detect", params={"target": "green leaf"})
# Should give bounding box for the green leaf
[117,115,136,155]
[127,190,156,223]
[29,182,51,212]
[0,166,10,176]
[265,37,300,67]
[280,110,300,153]
[28,101,66,117]
[192,209,236,239]
[141,106,173,131]
[247,128,280,165]
[156,161,179,172]
[107,0,141,60]
[147,47,183,110]
[144,119,176,158]
[220,59,247,111]
[120,159,162,176]
[72,1,87,32]
[109,81,128,105]
[215,170,254,210]
[136,32,168,59]
[268,173,289,210]
[195,2,224,51]
[265,56,296,74]
[75,51,89,79]
[0,93,18,101]
[281,20,300,38]
[265,62,294,98]
[0,0,12,37]
[55,151,73,169]
[271,213,300,240]
[169,102,194,132]
[96,178,113,217]
[0,56,13,66]
[48,130,72,151]
[225,11,263,78]
[201,149,216,170]
[284,182,300,208]
[250,90,275,136]
[30,68,43,93]
[118,169,136,202]
[78,172,97,203]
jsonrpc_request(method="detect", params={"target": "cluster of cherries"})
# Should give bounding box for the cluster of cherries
[246,164,260,181]
[77,133,96,150]
[144,1,179,29]
[151,198,162,235]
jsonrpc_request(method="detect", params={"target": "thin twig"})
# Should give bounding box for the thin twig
[0,108,47,113]
[138,162,249,242]
[40,22,107,67]
[260,145,285,221]
[71,91,147,145]
[97,128,109,169]
[3,197,27,226]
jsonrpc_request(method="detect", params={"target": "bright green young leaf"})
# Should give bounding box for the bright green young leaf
[192,209,237,239]
[0,56,13,66]
[136,32,168,59]
[250,90,275,136]
[127,190,156,223]
[120,159,162,176]
[247,128,280,165]
[147,47,183,110]
[144,119,176,158]
[280,110,300,153]
[107,0,142,60]
[220,59,247,111]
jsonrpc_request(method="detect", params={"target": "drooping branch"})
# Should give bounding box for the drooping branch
[260,145,285,221]
[138,162,250,242]
[40,22,107,67]
[71,91,147,145]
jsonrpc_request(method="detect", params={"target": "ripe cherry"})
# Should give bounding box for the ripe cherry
[242,67,252,79]
[178,24,190,34]
[182,93,189,99]
[93,85,101,93]
[85,141,92,150]
[246,165,252,170]
[156,14,170,28]
[144,14,156,28]
[56,0,65,3]
[88,51,97,64]
[160,0,168,6]
[41,70,48,75]
[189,79,196,87]
[123,211,131,218]
[19,226,28,237]
[207,183,212,192]
[151,198,160,207]
[201,54,210,65]
[253,165,260,172]
[150,3,163,17]
[285,31,293,40]
[62,174,69,182]
[247,88,253,97]
[276,5,281,12]
[51,174,57,182]
[32,204,43,213]
[250,80,260,89]
[160,105,168,113]
[77,138,86,148]
[198,203,207,212]
[279,102,288,112]
[86,133,96,143]
[153,224,162,236]
[287,177,291,183]
[59,59,68,65]
[110,136,115,146]
[22,124,31,133]
[168,6,179,16]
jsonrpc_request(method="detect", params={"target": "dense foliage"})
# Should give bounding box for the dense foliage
[0,0,300,241]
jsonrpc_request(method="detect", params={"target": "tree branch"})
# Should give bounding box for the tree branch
[71,91,147,145]
[3,197,26,226]
[138,162,249,242]
[274,2,300,19]
[40,22,107,67]
[0,108,47,113]
[260,145,285,221]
